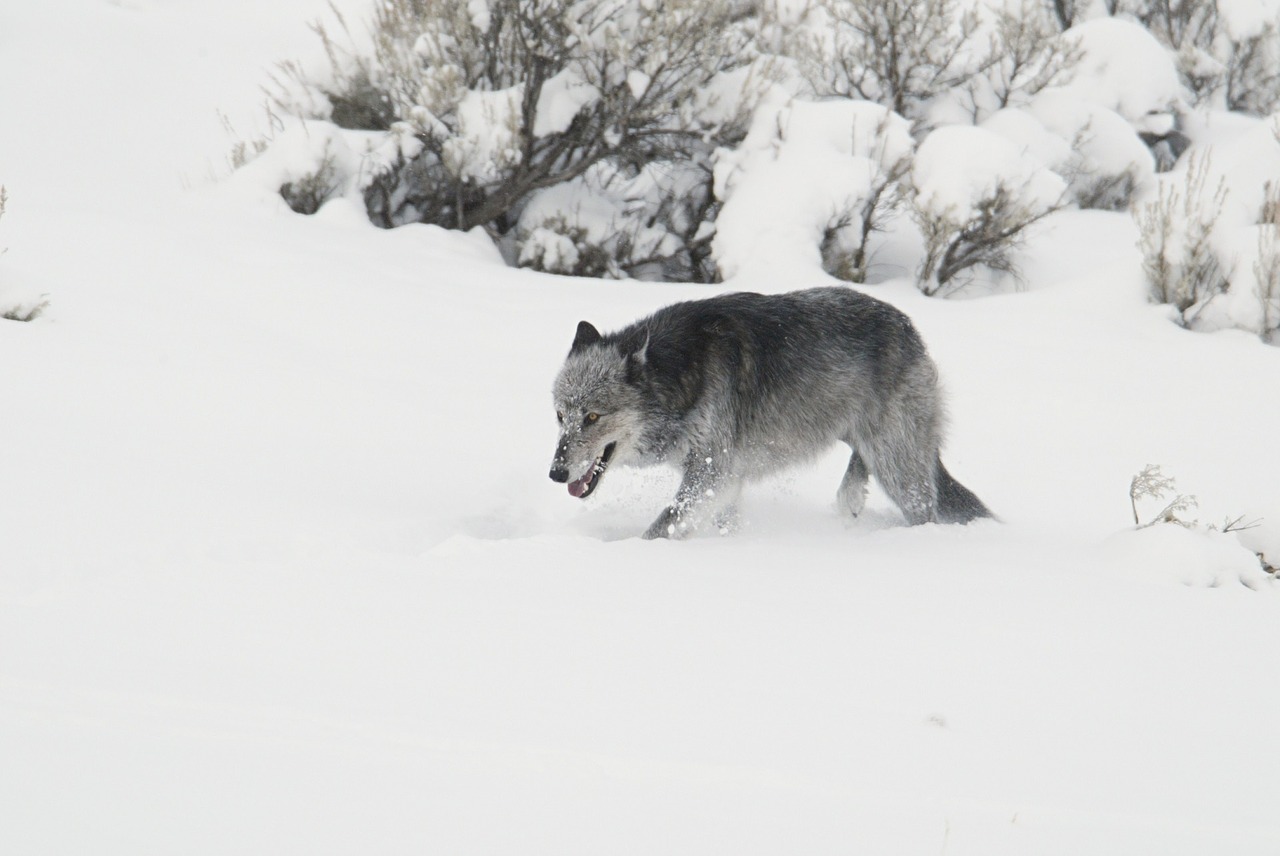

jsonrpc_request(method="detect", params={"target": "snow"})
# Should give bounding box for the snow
[533,68,600,137]
[443,85,525,181]
[1217,0,1280,41]
[2,2,1280,855]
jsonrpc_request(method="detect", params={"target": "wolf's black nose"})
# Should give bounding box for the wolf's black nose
[549,466,569,483]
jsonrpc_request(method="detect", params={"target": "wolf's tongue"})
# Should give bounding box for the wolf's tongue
[567,473,591,497]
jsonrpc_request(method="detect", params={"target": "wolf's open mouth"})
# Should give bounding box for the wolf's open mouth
[568,442,616,499]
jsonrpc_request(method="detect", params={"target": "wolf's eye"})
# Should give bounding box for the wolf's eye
[556,411,564,424]
[585,412,599,424]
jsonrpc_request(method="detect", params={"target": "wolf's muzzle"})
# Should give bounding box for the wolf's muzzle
[549,464,569,483]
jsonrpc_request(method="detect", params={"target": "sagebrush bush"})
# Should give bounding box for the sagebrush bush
[797,0,1076,124]
[1137,149,1229,322]
[1106,0,1280,115]
[910,126,1067,295]
[1253,181,1280,343]
[820,114,913,283]
[276,0,763,280]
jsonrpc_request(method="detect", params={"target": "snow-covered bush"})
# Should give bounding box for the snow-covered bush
[1139,120,1280,341]
[231,122,366,216]
[935,0,1082,125]
[270,0,764,280]
[982,92,1156,210]
[712,98,914,282]
[1056,17,1188,134]
[1111,0,1280,115]
[910,124,1067,295]
[279,146,343,215]
[515,158,715,280]
[795,0,1076,124]
[795,0,983,118]
[1220,17,1280,116]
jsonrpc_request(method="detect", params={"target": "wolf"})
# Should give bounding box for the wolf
[549,286,991,539]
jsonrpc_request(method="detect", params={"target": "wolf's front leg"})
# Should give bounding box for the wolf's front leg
[642,452,739,540]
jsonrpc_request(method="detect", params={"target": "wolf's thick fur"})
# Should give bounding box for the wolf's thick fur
[549,286,990,539]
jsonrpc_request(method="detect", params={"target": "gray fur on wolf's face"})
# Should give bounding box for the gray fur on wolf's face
[549,336,643,499]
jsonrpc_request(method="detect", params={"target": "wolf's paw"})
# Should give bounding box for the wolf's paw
[712,505,740,536]
[643,507,691,540]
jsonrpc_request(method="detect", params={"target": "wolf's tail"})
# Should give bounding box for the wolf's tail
[935,458,993,524]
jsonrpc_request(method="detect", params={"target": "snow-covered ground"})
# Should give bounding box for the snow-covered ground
[3,2,1280,853]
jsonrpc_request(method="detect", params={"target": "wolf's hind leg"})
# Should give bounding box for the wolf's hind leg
[643,453,739,539]
[868,442,939,525]
[837,446,870,517]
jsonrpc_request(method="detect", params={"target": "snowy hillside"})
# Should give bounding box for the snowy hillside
[2,1,1280,854]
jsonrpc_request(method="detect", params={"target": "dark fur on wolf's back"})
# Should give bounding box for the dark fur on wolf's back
[550,287,991,539]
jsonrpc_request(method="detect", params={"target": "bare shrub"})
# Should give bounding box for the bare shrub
[799,0,1076,124]
[821,114,913,283]
[1136,148,1230,323]
[1255,181,1280,343]
[914,186,1064,295]
[799,0,988,119]
[1225,22,1280,116]
[953,0,1081,122]
[910,126,1067,296]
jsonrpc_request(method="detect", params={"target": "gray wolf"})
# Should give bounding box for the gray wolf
[548,286,991,539]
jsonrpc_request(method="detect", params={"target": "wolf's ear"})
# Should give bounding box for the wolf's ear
[571,320,601,352]
[624,332,649,385]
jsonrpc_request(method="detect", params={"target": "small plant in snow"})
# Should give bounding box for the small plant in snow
[0,185,47,323]
[1129,464,1198,529]
[1,301,47,323]
[219,109,275,172]
[279,147,342,215]
[1137,148,1230,325]
[1127,465,1274,577]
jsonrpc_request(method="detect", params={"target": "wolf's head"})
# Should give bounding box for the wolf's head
[549,320,648,499]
